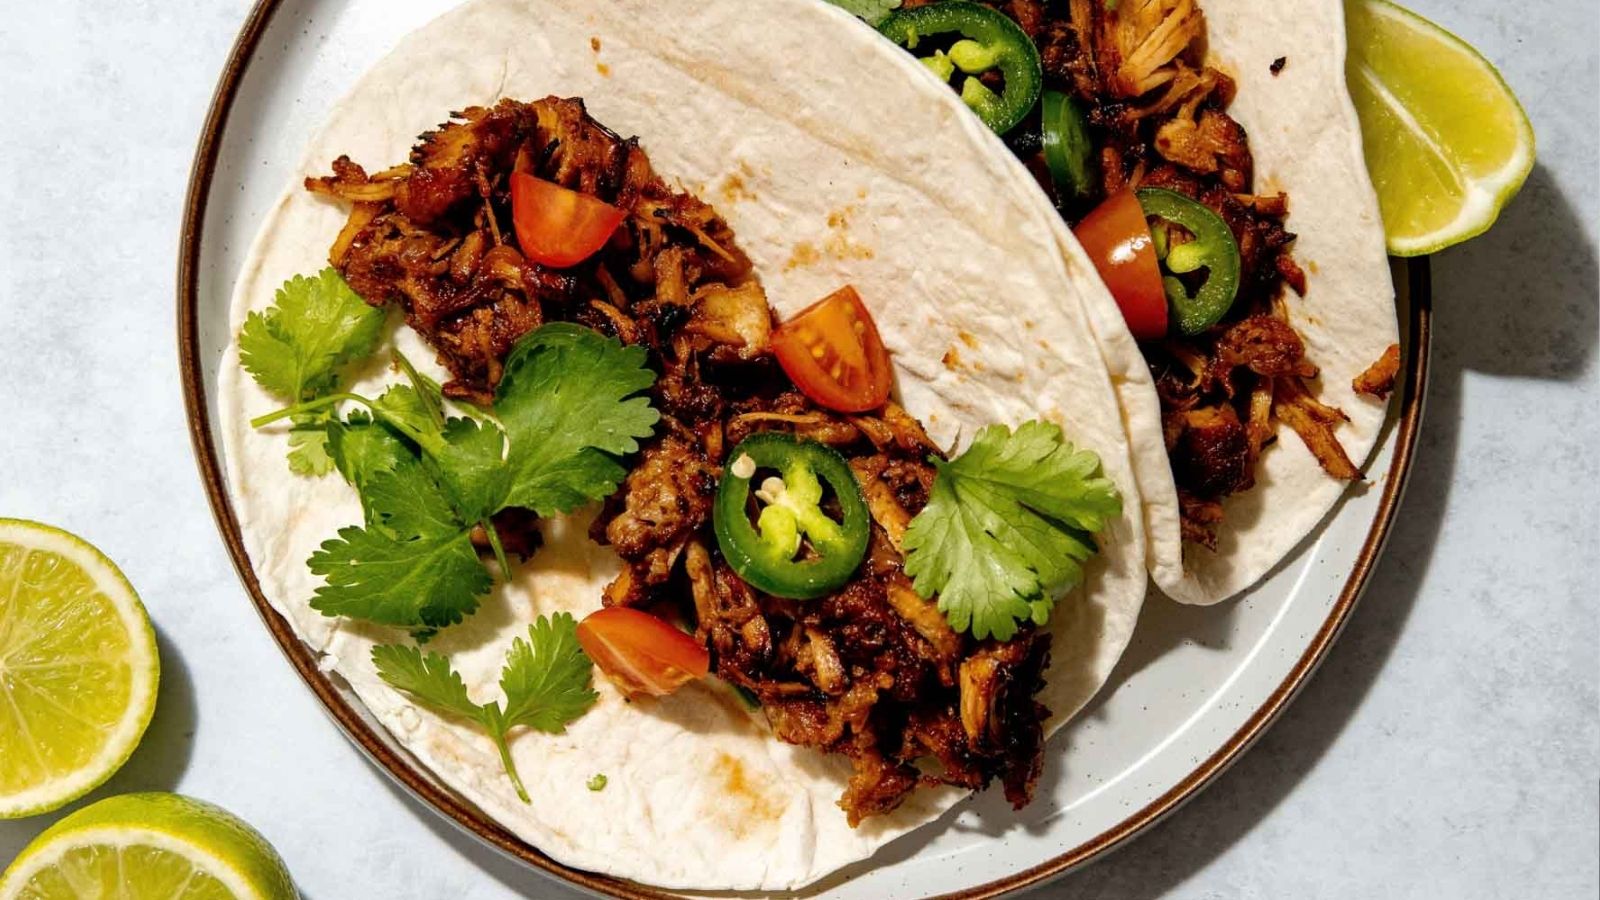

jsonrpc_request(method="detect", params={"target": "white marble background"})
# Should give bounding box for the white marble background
[0,1,1594,898]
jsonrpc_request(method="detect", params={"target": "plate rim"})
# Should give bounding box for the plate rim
[176,2,1433,896]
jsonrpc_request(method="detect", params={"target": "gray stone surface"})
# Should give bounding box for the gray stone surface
[0,2,1594,898]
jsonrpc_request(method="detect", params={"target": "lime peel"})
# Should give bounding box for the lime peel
[1345,0,1535,256]
[0,519,159,818]
[0,793,297,900]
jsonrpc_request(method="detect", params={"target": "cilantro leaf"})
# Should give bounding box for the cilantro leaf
[370,644,480,721]
[286,413,337,477]
[327,412,412,494]
[308,524,488,630]
[822,0,903,26]
[372,613,598,803]
[365,465,463,540]
[293,323,658,637]
[238,268,385,402]
[373,384,447,454]
[498,612,599,733]
[309,418,492,632]
[344,358,510,524]
[902,421,1122,641]
[369,375,513,527]
[393,350,447,425]
[327,412,414,525]
[429,417,510,525]
[495,325,659,516]
[307,458,487,629]
[239,268,385,477]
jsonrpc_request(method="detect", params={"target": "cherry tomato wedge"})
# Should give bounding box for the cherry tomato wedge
[575,607,709,699]
[1073,189,1168,341]
[772,286,893,413]
[509,172,626,269]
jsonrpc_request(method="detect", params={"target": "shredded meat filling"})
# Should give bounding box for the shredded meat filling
[1354,343,1402,399]
[993,0,1388,545]
[1274,377,1359,481]
[596,435,717,604]
[310,97,1051,825]
[310,97,751,404]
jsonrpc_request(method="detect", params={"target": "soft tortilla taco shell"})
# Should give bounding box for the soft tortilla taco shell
[1052,0,1400,606]
[218,0,1148,890]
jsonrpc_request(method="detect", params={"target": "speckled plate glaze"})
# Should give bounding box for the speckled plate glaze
[178,2,1431,897]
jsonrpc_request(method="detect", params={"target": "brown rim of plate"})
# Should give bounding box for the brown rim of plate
[177,3,1434,897]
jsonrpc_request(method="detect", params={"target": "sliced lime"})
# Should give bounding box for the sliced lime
[0,519,159,818]
[0,793,296,899]
[1345,0,1535,255]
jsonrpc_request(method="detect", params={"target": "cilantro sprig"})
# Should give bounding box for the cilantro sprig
[238,268,386,475]
[237,273,633,792]
[255,364,506,631]
[238,270,660,635]
[303,328,654,633]
[903,421,1122,641]
[373,613,599,802]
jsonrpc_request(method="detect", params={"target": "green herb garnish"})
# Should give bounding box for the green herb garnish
[492,325,660,518]
[586,773,608,792]
[373,614,599,803]
[237,268,386,475]
[301,327,655,632]
[239,273,659,634]
[903,421,1122,641]
[285,416,338,476]
[307,458,491,630]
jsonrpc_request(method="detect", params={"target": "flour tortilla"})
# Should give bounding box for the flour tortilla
[1051,0,1400,605]
[218,0,1147,890]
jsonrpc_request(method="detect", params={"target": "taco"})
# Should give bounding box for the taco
[871,0,1402,604]
[218,0,1147,890]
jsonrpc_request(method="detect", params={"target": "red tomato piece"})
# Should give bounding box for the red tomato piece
[509,172,626,269]
[772,286,894,414]
[575,607,710,699]
[1074,189,1169,341]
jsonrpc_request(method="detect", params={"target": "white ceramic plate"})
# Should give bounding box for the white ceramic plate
[179,2,1430,896]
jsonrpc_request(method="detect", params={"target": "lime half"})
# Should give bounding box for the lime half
[1345,0,1535,255]
[0,793,297,899]
[0,520,159,818]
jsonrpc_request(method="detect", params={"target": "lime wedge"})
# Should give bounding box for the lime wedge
[0,520,159,818]
[0,793,296,899]
[1345,0,1535,255]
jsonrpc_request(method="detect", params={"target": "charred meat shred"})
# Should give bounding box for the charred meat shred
[1354,343,1402,399]
[309,96,1051,825]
